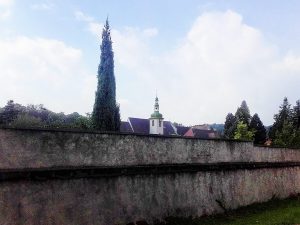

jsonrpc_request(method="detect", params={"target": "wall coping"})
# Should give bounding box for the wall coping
[1,162,300,181]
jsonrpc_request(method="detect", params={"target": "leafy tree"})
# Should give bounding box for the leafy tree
[10,114,44,128]
[269,97,292,139]
[73,115,92,129]
[235,100,251,126]
[92,19,120,131]
[234,121,254,141]
[46,112,66,128]
[224,113,237,138]
[0,100,92,129]
[249,113,267,144]
[0,100,25,125]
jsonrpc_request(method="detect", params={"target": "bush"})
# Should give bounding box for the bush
[10,114,45,128]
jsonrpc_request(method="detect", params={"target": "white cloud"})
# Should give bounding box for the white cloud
[143,28,158,37]
[75,14,156,72]
[0,8,10,19]
[74,11,104,40]
[275,53,300,73]
[92,10,299,125]
[31,3,54,11]
[3,9,299,126]
[0,0,13,20]
[0,0,13,7]
[113,28,153,69]
[171,10,299,125]
[0,36,94,114]
[74,10,93,22]
[88,22,103,38]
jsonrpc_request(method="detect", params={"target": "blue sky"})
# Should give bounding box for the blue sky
[1,0,300,125]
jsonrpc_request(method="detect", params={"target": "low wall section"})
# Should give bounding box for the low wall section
[0,128,300,225]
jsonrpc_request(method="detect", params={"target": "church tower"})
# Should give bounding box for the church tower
[149,96,164,135]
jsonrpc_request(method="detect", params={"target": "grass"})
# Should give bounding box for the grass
[155,196,300,225]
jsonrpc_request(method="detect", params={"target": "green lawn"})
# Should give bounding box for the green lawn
[155,197,300,225]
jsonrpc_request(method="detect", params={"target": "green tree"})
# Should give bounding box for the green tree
[292,100,300,148]
[291,130,300,148]
[114,104,121,131]
[92,19,120,131]
[10,114,44,128]
[235,100,251,126]
[0,100,24,125]
[249,113,267,144]
[273,120,295,147]
[0,101,93,129]
[292,100,300,130]
[269,97,292,139]
[73,115,92,129]
[224,113,237,139]
[234,121,254,141]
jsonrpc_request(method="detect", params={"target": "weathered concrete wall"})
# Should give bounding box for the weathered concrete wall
[1,167,300,225]
[0,128,300,225]
[0,128,300,169]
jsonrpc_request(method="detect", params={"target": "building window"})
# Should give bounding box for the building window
[159,120,162,127]
[152,120,154,126]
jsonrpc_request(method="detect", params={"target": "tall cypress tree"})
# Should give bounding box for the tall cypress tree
[249,113,266,144]
[92,19,120,131]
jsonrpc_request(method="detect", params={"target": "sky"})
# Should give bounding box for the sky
[0,0,300,126]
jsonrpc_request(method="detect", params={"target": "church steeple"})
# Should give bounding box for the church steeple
[154,96,159,112]
[151,96,163,119]
[150,95,164,135]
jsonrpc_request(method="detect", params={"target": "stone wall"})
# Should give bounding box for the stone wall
[0,128,300,169]
[0,128,300,225]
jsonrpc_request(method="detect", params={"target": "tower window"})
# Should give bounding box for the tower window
[152,120,154,126]
[159,120,162,127]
